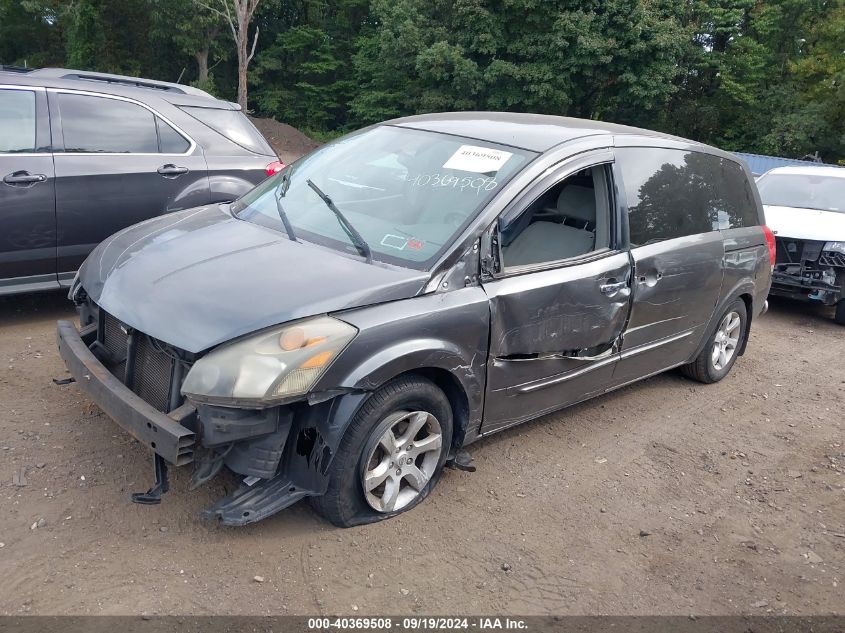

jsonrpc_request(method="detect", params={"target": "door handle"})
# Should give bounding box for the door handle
[157,164,189,177]
[4,171,47,186]
[599,280,627,296]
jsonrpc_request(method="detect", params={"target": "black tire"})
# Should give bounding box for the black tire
[310,375,453,528]
[835,300,845,326]
[681,299,748,384]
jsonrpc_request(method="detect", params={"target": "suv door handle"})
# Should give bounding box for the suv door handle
[599,280,627,296]
[4,171,47,186]
[157,164,189,177]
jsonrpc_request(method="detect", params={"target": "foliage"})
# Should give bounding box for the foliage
[351,0,689,126]
[149,0,229,90]
[0,0,843,162]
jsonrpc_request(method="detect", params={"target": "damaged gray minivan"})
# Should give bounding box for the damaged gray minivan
[57,113,774,527]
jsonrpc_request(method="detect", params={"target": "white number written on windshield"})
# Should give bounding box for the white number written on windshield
[405,172,499,195]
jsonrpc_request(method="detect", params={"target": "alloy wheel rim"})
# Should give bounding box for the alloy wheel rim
[712,311,741,371]
[361,410,443,513]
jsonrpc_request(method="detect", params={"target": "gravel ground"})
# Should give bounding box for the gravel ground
[0,291,842,616]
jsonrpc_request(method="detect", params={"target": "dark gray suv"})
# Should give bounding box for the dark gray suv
[56,113,774,527]
[0,67,280,295]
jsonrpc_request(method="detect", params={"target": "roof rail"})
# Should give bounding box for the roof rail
[0,65,34,74]
[23,68,213,98]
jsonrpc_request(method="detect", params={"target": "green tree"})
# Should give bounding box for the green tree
[149,0,228,92]
[759,0,845,161]
[191,0,266,109]
[64,0,155,75]
[251,0,368,131]
[350,0,689,126]
[0,0,65,68]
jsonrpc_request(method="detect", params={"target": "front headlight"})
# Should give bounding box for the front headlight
[181,316,357,406]
[823,241,845,254]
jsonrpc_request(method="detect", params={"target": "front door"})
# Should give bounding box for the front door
[481,151,631,433]
[0,86,56,292]
[48,90,210,278]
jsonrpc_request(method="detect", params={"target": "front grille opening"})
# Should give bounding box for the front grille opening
[775,237,824,265]
[98,309,190,413]
[133,335,175,412]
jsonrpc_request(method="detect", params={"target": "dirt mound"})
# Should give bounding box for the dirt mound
[249,116,321,164]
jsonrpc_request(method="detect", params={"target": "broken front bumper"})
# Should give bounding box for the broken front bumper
[56,320,196,466]
[770,271,842,303]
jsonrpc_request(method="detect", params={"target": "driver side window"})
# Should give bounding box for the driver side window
[500,165,612,269]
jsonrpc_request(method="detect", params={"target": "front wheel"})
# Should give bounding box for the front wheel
[310,376,453,527]
[834,300,845,326]
[681,299,747,384]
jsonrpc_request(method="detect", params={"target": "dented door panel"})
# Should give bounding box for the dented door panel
[481,252,631,432]
[612,232,724,382]
[487,253,631,357]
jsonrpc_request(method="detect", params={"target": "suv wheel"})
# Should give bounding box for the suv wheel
[835,300,845,326]
[310,376,453,527]
[681,299,747,384]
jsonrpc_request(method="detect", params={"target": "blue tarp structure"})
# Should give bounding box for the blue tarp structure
[733,152,839,176]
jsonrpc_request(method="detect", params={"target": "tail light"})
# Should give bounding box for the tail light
[265,160,286,177]
[762,225,777,266]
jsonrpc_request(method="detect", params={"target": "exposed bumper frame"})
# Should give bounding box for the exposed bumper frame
[56,320,196,466]
[770,269,841,302]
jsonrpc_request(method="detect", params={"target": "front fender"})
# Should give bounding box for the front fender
[305,288,491,459]
[335,337,483,399]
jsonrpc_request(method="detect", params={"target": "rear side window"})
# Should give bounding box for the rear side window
[618,148,758,247]
[59,93,159,153]
[0,89,36,153]
[179,105,273,155]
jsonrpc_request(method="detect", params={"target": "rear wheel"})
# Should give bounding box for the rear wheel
[310,376,452,527]
[681,299,747,384]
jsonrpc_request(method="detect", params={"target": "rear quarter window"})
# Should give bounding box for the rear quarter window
[719,159,760,229]
[156,116,191,154]
[179,105,273,155]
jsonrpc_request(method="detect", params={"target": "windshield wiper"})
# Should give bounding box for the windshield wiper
[279,169,292,196]
[306,179,373,263]
[274,176,297,242]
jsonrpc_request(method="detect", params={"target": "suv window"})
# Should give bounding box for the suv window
[156,116,191,153]
[618,148,756,247]
[179,105,273,155]
[0,89,37,153]
[501,166,612,269]
[58,92,183,154]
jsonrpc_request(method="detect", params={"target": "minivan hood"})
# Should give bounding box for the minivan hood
[764,205,845,241]
[79,205,429,353]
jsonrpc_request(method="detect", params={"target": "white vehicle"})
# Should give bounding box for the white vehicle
[758,165,845,324]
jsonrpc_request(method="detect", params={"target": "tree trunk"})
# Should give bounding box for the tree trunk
[195,48,210,84]
[192,0,259,110]
[236,12,249,110]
